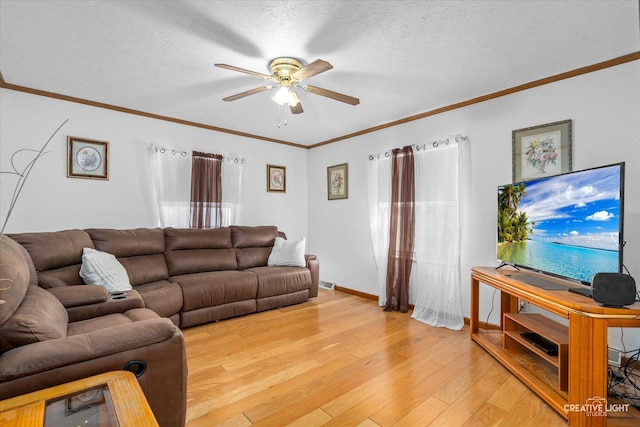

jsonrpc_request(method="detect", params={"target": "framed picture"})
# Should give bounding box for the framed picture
[512,120,572,182]
[267,164,286,192]
[67,136,109,180]
[327,163,348,200]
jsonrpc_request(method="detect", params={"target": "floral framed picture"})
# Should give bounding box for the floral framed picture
[267,164,286,192]
[67,136,109,180]
[512,119,572,182]
[327,163,348,200]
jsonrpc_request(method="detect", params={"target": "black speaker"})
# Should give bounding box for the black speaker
[591,273,636,307]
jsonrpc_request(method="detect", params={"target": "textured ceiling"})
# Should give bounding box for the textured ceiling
[0,0,638,147]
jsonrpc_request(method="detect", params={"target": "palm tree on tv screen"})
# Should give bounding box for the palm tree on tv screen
[498,183,535,243]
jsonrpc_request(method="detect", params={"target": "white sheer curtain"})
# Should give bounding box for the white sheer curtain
[148,146,245,228]
[149,147,191,228]
[367,154,392,306]
[411,137,470,330]
[221,157,244,226]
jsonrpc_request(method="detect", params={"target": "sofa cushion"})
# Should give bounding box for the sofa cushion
[247,266,311,298]
[38,266,85,288]
[66,308,160,336]
[231,226,279,270]
[167,249,238,276]
[0,286,68,354]
[119,254,169,286]
[165,227,232,250]
[171,270,257,311]
[0,235,31,325]
[67,313,133,335]
[80,248,133,292]
[87,228,169,285]
[235,247,272,270]
[231,226,278,248]
[164,228,237,275]
[133,280,183,319]
[268,237,306,268]
[87,228,165,257]
[10,230,93,272]
[47,285,109,308]
[14,239,38,288]
[180,300,256,328]
[9,230,90,288]
[256,290,310,312]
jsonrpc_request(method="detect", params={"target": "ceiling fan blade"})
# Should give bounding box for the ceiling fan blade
[290,102,304,114]
[215,63,271,79]
[293,59,333,80]
[305,85,360,106]
[223,86,270,101]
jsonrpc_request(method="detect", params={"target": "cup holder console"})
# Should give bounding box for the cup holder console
[110,291,127,300]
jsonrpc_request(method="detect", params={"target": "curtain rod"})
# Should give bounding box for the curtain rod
[368,134,467,160]
[151,144,245,164]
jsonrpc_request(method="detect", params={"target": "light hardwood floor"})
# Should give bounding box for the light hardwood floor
[183,289,567,426]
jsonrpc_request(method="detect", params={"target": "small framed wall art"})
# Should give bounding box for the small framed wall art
[67,136,109,180]
[512,119,572,182]
[327,163,348,200]
[267,164,286,192]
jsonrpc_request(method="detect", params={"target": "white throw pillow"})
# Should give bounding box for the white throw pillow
[268,237,306,268]
[79,247,132,292]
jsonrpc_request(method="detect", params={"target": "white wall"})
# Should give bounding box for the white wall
[1,61,639,350]
[0,89,308,240]
[308,61,640,349]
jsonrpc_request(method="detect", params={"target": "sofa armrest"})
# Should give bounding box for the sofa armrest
[0,318,187,427]
[52,288,145,322]
[0,318,177,381]
[305,254,319,298]
[47,285,109,308]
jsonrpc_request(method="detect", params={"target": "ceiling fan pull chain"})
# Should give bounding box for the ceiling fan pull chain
[276,103,290,128]
[277,104,285,128]
[284,103,289,126]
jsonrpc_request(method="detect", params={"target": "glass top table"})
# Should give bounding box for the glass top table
[0,371,158,427]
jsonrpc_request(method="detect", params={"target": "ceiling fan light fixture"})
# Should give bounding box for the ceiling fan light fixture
[271,86,301,107]
[271,86,292,105]
[289,89,300,106]
[217,57,359,112]
[269,57,303,81]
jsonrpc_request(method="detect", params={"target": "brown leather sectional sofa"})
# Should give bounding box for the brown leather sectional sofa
[11,225,319,327]
[0,225,319,426]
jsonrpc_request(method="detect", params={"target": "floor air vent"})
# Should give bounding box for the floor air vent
[319,281,335,291]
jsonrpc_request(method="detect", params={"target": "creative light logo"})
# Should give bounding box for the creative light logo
[564,396,629,416]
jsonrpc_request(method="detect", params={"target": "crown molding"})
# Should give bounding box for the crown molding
[1,51,638,150]
[308,51,640,148]
[0,81,306,149]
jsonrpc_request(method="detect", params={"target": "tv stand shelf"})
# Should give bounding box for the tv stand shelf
[471,266,640,427]
[503,313,568,391]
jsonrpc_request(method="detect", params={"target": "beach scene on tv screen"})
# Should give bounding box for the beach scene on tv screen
[498,165,621,283]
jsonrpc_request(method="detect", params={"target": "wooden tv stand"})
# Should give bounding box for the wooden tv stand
[471,266,640,426]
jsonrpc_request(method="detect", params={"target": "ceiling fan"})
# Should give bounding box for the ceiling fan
[215,57,360,114]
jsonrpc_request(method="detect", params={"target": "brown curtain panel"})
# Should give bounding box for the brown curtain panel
[190,151,223,229]
[384,146,415,312]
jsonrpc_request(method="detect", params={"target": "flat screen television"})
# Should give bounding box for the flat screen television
[497,162,625,285]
